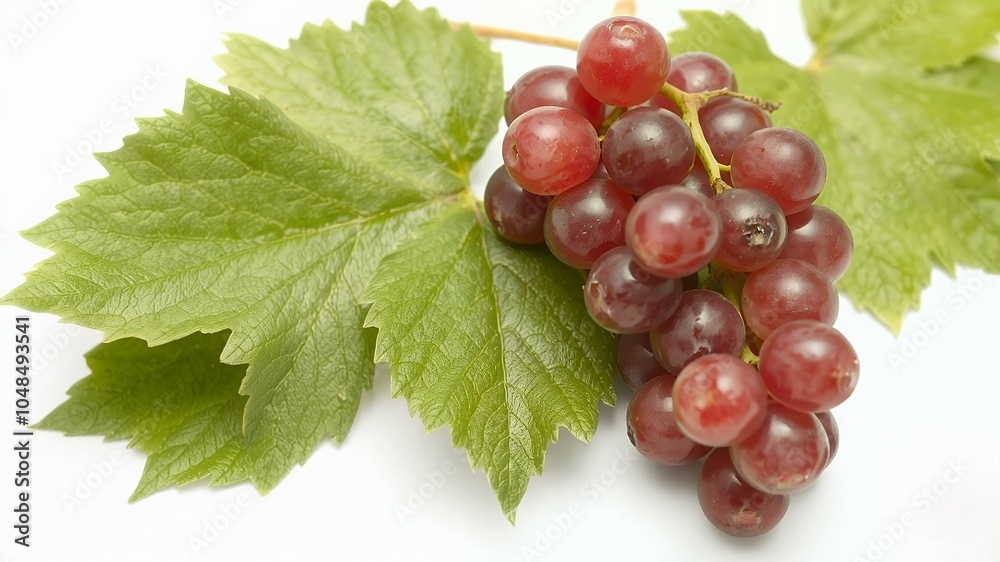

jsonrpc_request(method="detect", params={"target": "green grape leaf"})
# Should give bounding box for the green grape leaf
[670,3,1000,329]
[4,0,616,517]
[362,203,616,521]
[34,332,251,502]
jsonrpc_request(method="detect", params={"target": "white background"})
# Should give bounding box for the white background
[1,1,999,561]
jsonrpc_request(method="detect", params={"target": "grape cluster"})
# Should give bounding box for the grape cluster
[485,16,860,537]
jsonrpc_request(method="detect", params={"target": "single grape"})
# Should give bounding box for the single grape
[672,354,769,447]
[713,188,788,272]
[741,259,839,339]
[504,65,606,129]
[576,16,670,107]
[698,448,790,538]
[679,161,716,199]
[700,98,772,166]
[731,128,827,215]
[780,205,854,280]
[584,247,683,334]
[502,106,601,196]
[758,320,860,412]
[627,375,711,465]
[815,411,840,467]
[668,52,738,94]
[730,404,830,494]
[649,52,738,115]
[484,166,552,244]
[616,333,670,391]
[650,290,745,374]
[626,186,722,278]
[602,107,696,196]
[544,179,634,268]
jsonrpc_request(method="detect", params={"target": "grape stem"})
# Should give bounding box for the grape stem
[711,265,760,366]
[658,83,779,194]
[448,22,580,50]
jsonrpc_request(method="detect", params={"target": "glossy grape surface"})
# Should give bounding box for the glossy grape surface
[504,65,606,129]
[742,259,839,339]
[759,320,860,412]
[713,188,788,272]
[731,404,830,494]
[672,354,769,447]
[602,107,696,196]
[502,106,601,195]
[577,16,670,107]
[650,290,745,374]
[731,128,827,215]
[584,247,684,334]
[701,98,772,166]
[627,375,711,465]
[698,448,790,538]
[544,179,634,268]
[617,332,670,391]
[484,166,552,244]
[626,186,722,278]
[780,205,854,281]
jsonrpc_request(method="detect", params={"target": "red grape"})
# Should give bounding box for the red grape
[780,205,854,281]
[758,320,860,412]
[576,16,670,107]
[815,410,840,466]
[502,106,600,195]
[627,375,710,465]
[741,259,839,339]
[504,65,606,129]
[543,178,634,268]
[698,448,789,538]
[731,128,827,215]
[616,332,670,391]
[584,247,683,334]
[668,52,738,93]
[484,166,552,244]
[679,161,716,199]
[650,290,745,374]
[626,186,722,278]
[602,107,696,196]
[700,98,772,166]
[730,404,830,494]
[713,188,788,272]
[672,354,769,447]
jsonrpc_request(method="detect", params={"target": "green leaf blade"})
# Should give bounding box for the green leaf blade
[670,8,1000,329]
[363,202,616,521]
[216,0,504,195]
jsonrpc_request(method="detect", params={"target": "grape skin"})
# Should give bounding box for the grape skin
[626,186,722,278]
[698,448,790,538]
[502,106,601,196]
[741,259,839,339]
[602,107,696,196]
[679,161,716,199]
[730,403,830,494]
[576,16,670,107]
[650,290,746,374]
[731,128,827,215]
[484,166,552,245]
[543,179,634,269]
[780,205,854,281]
[504,65,606,129]
[672,354,769,447]
[758,320,860,412]
[584,247,683,334]
[700,98,772,166]
[815,411,840,467]
[627,375,711,466]
[649,52,738,115]
[713,188,788,272]
[617,332,670,391]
